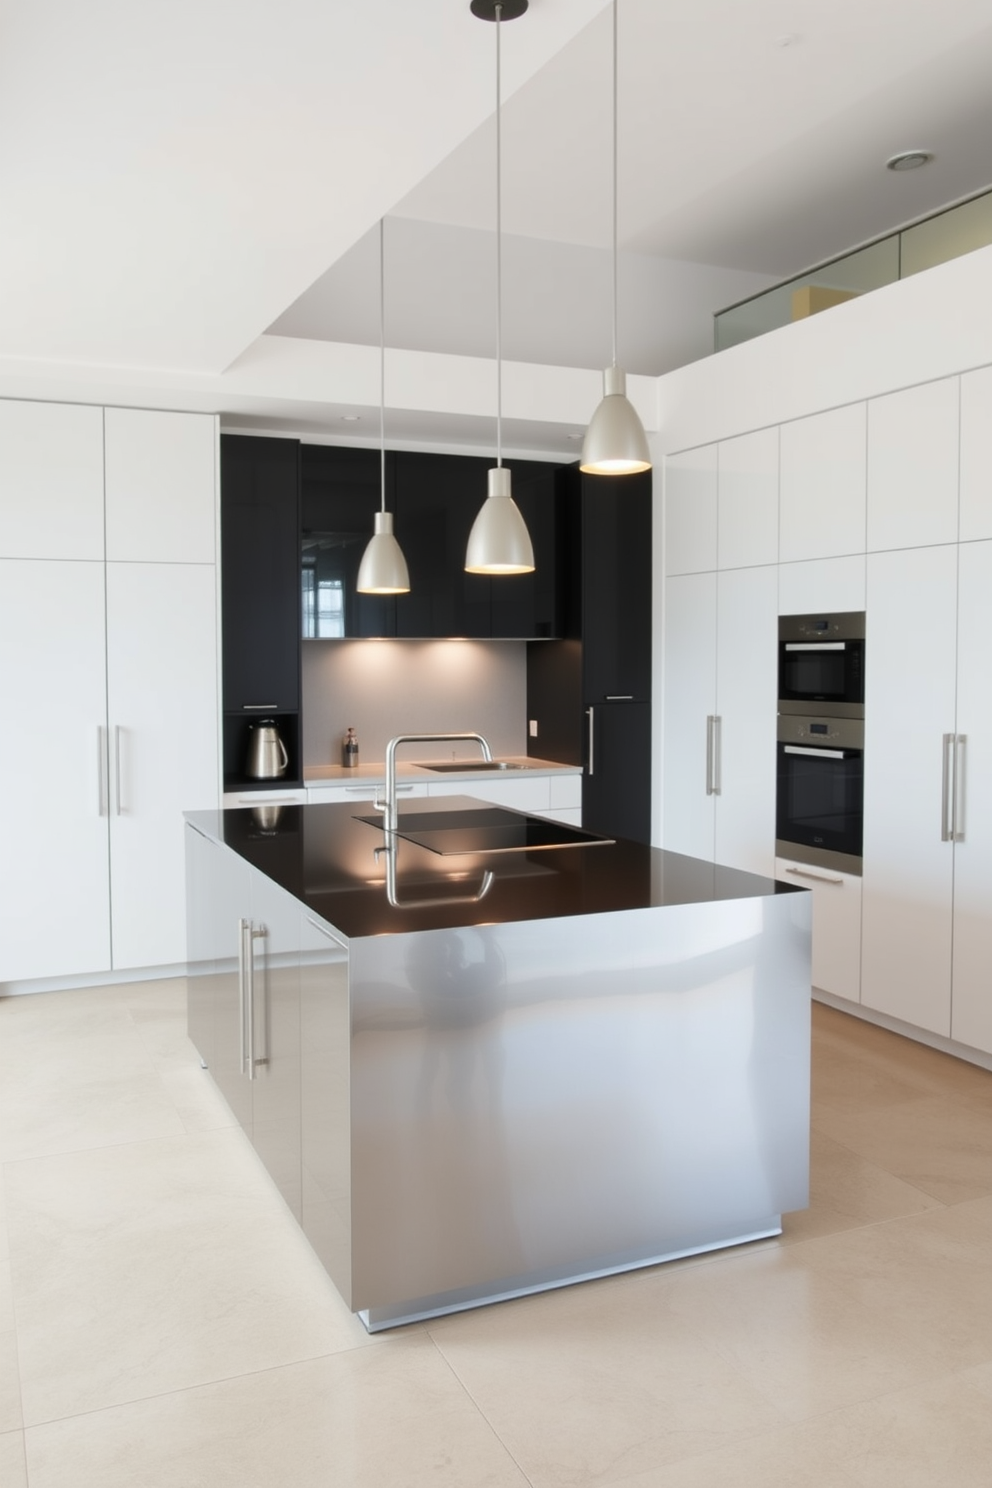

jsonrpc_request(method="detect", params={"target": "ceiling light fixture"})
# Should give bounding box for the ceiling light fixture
[465,0,535,577]
[580,0,651,478]
[357,219,410,595]
[886,150,934,172]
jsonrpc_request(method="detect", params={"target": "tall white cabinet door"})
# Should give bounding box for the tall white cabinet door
[867,379,959,552]
[950,540,992,1052]
[714,566,778,875]
[0,559,111,981]
[664,445,717,575]
[780,402,867,562]
[959,367,992,543]
[662,572,717,859]
[104,408,217,564]
[717,427,779,570]
[861,546,958,1035]
[0,401,105,560]
[106,562,219,969]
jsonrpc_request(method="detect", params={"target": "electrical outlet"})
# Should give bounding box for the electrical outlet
[529,719,538,738]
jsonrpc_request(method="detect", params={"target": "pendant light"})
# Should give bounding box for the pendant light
[357,219,410,594]
[465,0,535,576]
[580,0,651,477]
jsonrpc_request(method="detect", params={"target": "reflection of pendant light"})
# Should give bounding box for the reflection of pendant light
[465,0,535,576]
[580,0,651,477]
[357,219,410,594]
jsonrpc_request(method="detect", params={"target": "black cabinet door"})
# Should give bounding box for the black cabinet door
[393,451,491,638]
[490,462,562,639]
[580,470,652,700]
[582,702,652,844]
[221,435,301,714]
[301,446,396,639]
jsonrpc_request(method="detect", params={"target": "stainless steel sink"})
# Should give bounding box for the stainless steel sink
[420,761,525,772]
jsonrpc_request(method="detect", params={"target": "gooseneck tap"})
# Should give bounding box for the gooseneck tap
[379,733,494,834]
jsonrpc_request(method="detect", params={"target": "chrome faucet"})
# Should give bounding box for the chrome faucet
[379,732,494,834]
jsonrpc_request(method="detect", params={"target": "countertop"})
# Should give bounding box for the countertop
[186,799,803,941]
[304,754,580,786]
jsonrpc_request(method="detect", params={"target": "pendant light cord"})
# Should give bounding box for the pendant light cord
[379,218,386,513]
[494,3,503,468]
[611,0,618,371]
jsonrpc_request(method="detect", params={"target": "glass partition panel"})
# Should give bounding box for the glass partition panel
[901,193,992,278]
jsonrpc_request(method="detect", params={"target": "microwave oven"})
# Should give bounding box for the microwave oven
[778,612,865,718]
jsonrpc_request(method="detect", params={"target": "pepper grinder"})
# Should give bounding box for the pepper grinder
[342,727,359,768]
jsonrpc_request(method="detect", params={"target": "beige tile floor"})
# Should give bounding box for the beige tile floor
[2,982,992,1487]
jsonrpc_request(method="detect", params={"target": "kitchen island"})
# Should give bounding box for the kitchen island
[185,799,811,1331]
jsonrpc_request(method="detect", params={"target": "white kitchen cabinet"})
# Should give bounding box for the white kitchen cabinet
[949,539,992,1052]
[959,366,992,543]
[717,427,779,570]
[867,378,959,552]
[106,562,219,969]
[306,783,427,805]
[780,402,866,563]
[0,401,220,987]
[0,399,105,560]
[661,566,777,876]
[0,559,112,980]
[104,407,217,564]
[775,856,862,1004]
[664,444,717,576]
[861,545,958,1035]
[778,555,867,616]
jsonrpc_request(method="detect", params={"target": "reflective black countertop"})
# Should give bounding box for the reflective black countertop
[185,799,804,941]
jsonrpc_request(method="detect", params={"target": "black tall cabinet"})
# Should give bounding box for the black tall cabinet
[527,464,653,844]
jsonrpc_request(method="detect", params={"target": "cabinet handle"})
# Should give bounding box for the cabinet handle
[586,707,595,776]
[706,715,722,796]
[784,866,844,885]
[234,795,298,805]
[114,725,126,815]
[941,733,954,843]
[605,695,633,701]
[238,917,250,1076]
[97,726,109,817]
[242,703,279,711]
[343,783,414,794]
[953,734,966,842]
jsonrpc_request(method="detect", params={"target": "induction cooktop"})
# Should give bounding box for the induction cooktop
[355,806,613,856]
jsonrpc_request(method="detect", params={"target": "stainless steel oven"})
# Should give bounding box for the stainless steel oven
[779,612,865,718]
[776,714,864,875]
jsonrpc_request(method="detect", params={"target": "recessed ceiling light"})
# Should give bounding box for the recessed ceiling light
[886,150,934,172]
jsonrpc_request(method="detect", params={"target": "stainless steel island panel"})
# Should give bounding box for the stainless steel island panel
[346,892,810,1329]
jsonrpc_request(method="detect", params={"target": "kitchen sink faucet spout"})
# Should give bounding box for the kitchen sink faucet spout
[379,733,494,834]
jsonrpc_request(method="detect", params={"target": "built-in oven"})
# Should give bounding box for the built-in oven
[778,612,865,717]
[776,714,864,875]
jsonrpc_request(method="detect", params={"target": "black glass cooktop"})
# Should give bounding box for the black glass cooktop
[355,806,614,856]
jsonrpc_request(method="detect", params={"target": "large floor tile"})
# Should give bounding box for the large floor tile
[0,1430,27,1488]
[813,1093,992,1204]
[597,1417,863,1488]
[428,1270,788,1488]
[779,1129,942,1244]
[5,1127,376,1425]
[23,1336,531,1488]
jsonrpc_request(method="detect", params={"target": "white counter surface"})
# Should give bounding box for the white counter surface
[303,754,580,786]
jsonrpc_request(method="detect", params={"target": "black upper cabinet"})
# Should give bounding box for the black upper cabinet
[221,435,301,714]
[301,445,397,638]
[298,445,562,640]
[579,469,652,701]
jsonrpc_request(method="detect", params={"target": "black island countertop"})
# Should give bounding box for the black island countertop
[185,797,803,940]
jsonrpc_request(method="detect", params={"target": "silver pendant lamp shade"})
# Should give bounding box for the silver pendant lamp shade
[580,0,651,477]
[357,219,410,594]
[465,0,535,576]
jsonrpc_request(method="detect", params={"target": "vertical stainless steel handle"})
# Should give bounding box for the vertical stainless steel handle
[713,715,722,795]
[587,707,595,776]
[97,726,109,816]
[114,725,126,815]
[241,922,265,1081]
[941,733,954,842]
[953,734,966,842]
[706,715,722,795]
[237,917,250,1075]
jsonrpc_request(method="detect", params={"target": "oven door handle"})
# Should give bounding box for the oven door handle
[783,641,846,652]
[783,745,846,760]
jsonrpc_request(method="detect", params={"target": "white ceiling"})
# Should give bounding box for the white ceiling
[3,0,992,432]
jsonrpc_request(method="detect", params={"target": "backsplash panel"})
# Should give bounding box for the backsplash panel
[302,639,527,767]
